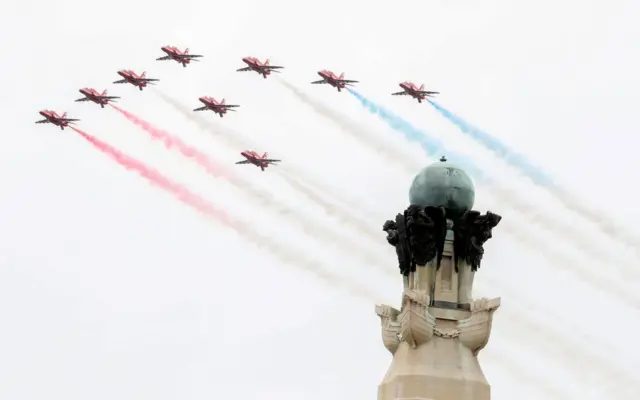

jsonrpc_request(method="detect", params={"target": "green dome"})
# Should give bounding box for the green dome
[409,156,475,219]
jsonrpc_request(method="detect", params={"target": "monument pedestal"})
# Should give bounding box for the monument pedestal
[376,294,500,400]
[378,338,489,400]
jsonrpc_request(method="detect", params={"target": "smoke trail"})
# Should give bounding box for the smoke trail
[109,104,387,267]
[153,88,255,150]
[429,100,640,253]
[152,90,640,305]
[150,95,640,393]
[346,89,639,279]
[153,91,389,241]
[276,169,379,243]
[71,128,637,395]
[275,77,417,171]
[70,127,379,302]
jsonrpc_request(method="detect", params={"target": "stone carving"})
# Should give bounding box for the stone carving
[433,327,460,338]
[398,289,435,348]
[453,211,502,272]
[382,219,411,276]
[375,295,500,358]
[382,205,448,276]
[375,304,402,355]
[458,297,501,355]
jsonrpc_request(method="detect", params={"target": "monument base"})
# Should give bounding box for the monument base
[378,336,490,400]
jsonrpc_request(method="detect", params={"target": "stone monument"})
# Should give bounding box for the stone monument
[376,156,502,400]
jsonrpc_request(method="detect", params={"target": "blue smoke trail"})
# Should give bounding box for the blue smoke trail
[347,88,640,264]
[428,100,556,187]
[428,99,640,249]
[347,88,490,183]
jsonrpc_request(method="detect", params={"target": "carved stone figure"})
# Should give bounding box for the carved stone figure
[382,205,448,276]
[375,304,402,355]
[383,218,411,276]
[458,297,501,355]
[453,210,502,272]
[398,289,435,348]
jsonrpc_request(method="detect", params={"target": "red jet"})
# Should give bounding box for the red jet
[156,46,203,67]
[311,70,358,92]
[193,96,239,118]
[391,81,439,103]
[75,88,120,108]
[235,151,281,171]
[113,70,159,91]
[236,57,284,79]
[35,110,80,130]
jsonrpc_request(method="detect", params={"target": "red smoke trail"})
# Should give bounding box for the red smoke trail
[69,127,380,302]
[109,104,390,267]
[71,127,235,225]
[109,104,229,179]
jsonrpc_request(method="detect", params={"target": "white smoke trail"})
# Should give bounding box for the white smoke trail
[121,99,387,269]
[275,77,418,172]
[156,88,640,307]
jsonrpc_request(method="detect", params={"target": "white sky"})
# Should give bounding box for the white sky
[2,0,640,399]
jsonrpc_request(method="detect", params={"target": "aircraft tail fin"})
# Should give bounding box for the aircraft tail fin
[185,48,189,54]
[102,89,107,96]
[61,112,67,119]
[221,98,226,105]
[419,84,424,91]
[339,72,345,79]
[141,71,147,78]
[265,59,270,66]
[262,152,268,159]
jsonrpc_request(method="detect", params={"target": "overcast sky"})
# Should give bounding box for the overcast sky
[2,0,640,399]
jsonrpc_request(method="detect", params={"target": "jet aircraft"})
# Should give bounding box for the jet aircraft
[236,57,284,78]
[113,70,159,91]
[235,151,281,171]
[35,110,80,130]
[75,88,120,108]
[311,70,358,92]
[391,81,439,103]
[193,96,239,118]
[156,46,203,67]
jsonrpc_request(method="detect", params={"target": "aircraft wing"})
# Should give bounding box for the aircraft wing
[74,97,90,102]
[156,56,171,60]
[265,66,284,69]
[193,106,208,111]
[418,91,439,95]
[103,96,121,100]
[62,118,80,122]
[113,79,127,84]
[264,159,281,163]
[35,119,49,124]
[337,79,358,83]
[235,160,252,164]
[139,78,159,82]
[311,80,327,84]
[223,105,240,108]
[237,67,252,71]
[391,91,409,96]
[182,54,203,58]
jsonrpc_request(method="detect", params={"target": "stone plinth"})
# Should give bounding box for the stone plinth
[376,293,500,400]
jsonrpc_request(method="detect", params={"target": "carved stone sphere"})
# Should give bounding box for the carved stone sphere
[409,157,475,219]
